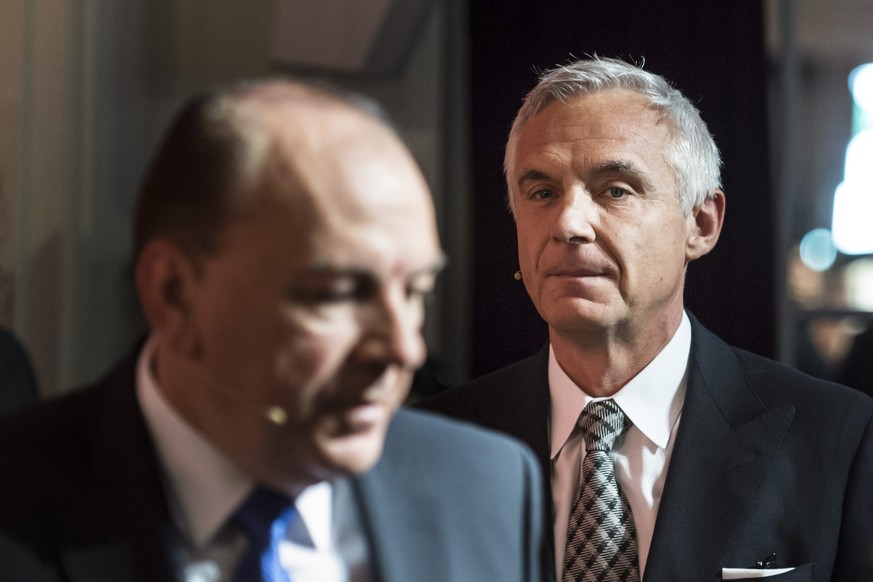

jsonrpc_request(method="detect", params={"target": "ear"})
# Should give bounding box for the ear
[134,238,203,358]
[685,190,725,263]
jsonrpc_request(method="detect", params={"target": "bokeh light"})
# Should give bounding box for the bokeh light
[800,228,838,272]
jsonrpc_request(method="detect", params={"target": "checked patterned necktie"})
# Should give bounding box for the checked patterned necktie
[562,400,640,582]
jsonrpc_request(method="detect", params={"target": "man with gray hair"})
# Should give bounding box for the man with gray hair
[423,57,873,581]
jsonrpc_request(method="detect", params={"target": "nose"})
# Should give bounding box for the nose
[552,189,596,244]
[359,287,427,369]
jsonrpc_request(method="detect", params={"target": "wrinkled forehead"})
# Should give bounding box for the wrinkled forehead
[505,90,675,176]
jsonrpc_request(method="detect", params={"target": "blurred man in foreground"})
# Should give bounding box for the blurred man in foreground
[0,81,543,581]
[423,57,873,581]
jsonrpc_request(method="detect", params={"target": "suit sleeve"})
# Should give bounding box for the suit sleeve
[0,529,61,581]
[0,329,39,415]
[833,410,873,581]
[519,440,549,582]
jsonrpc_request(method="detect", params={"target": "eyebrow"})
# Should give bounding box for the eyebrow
[307,253,448,280]
[591,160,656,192]
[516,169,554,190]
[516,160,657,193]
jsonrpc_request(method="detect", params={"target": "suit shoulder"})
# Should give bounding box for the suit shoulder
[0,354,137,507]
[0,383,108,551]
[690,316,872,414]
[361,409,545,582]
[731,346,873,420]
[391,408,532,452]
[0,382,105,458]
[417,347,547,419]
[0,348,137,443]
[385,408,539,474]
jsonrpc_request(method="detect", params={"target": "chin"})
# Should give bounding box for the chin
[544,301,617,329]
[316,426,389,477]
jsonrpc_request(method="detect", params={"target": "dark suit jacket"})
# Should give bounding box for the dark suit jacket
[842,328,873,399]
[0,351,544,581]
[421,315,873,581]
[0,328,38,416]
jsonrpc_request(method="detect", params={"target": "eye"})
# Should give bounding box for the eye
[606,186,629,199]
[290,277,375,305]
[529,188,557,201]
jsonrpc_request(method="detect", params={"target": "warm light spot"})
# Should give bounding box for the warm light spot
[832,181,873,255]
[845,258,873,311]
[831,65,873,257]
[850,63,873,113]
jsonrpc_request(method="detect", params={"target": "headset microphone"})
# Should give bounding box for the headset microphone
[263,406,288,426]
[191,366,289,426]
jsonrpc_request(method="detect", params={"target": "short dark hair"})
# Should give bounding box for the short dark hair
[134,92,252,259]
[133,80,392,260]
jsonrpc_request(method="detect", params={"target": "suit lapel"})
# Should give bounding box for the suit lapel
[478,346,555,570]
[352,471,398,581]
[351,433,428,582]
[643,318,795,581]
[60,353,181,582]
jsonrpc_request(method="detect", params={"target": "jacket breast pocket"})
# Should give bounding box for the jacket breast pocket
[722,562,814,580]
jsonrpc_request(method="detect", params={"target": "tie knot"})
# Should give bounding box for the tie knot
[233,486,295,545]
[578,400,630,452]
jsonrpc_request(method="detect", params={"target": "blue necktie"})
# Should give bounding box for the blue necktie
[233,486,296,582]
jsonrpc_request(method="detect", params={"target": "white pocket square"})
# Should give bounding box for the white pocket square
[722,567,795,579]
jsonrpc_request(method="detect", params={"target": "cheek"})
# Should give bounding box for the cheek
[196,280,281,354]
[516,220,544,270]
[274,320,361,392]
[275,338,324,388]
[622,223,687,281]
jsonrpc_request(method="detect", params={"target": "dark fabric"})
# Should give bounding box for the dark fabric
[421,314,873,581]
[419,345,555,545]
[0,328,39,415]
[842,328,873,398]
[354,410,546,582]
[0,351,546,582]
[0,352,180,582]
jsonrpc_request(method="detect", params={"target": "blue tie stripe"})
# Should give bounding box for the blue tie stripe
[233,487,295,582]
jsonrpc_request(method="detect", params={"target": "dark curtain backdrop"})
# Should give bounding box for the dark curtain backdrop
[468,1,774,375]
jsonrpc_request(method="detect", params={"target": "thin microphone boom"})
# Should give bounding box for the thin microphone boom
[190,365,288,426]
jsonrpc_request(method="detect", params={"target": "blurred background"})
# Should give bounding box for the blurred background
[0,0,871,401]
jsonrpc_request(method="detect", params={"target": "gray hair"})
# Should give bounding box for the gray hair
[506,57,722,215]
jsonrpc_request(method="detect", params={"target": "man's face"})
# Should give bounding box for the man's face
[507,89,697,342]
[174,110,442,488]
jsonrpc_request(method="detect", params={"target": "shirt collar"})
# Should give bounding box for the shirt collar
[137,337,251,547]
[549,312,691,458]
[137,338,335,551]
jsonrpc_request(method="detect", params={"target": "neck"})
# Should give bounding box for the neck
[150,340,315,498]
[550,310,683,398]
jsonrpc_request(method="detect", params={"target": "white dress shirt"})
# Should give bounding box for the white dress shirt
[550,312,691,578]
[136,338,367,582]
